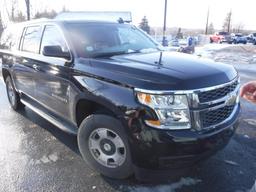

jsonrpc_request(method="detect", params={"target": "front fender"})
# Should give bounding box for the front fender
[70,76,155,129]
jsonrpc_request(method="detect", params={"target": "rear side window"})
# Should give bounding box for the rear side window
[40,25,69,53]
[22,26,42,53]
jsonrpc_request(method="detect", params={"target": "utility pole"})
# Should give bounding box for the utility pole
[205,7,209,35]
[162,0,168,46]
[25,0,30,20]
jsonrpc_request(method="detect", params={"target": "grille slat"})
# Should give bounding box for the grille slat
[198,80,238,103]
[201,105,235,127]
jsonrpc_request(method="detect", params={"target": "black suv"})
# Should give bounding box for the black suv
[0,17,240,179]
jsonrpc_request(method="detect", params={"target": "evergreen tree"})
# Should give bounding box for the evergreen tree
[208,23,214,34]
[176,28,183,39]
[139,16,150,34]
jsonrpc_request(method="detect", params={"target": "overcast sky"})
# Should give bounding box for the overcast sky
[1,0,256,30]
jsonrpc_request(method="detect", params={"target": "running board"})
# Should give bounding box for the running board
[21,98,77,135]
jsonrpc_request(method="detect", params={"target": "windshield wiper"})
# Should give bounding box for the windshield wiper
[137,48,159,53]
[91,51,128,58]
[91,48,159,58]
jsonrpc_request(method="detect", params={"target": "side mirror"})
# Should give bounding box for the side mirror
[43,45,71,60]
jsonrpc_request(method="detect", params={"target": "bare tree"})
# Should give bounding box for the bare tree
[5,0,26,23]
[61,6,69,12]
[222,11,232,32]
[10,0,16,21]
[232,23,244,33]
[0,12,3,37]
[13,11,26,22]
[33,9,57,19]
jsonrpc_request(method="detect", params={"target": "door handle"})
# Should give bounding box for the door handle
[33,64,39,71]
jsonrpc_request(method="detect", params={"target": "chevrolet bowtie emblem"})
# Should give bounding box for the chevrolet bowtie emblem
[225,93,237,106]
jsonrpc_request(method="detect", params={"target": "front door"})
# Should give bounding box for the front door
[34,25,72,121]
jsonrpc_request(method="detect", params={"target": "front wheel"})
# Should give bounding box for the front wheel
[78,114,133,179]
[5,76,24,110]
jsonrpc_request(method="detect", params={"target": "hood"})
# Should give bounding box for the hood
[74,51,238,90]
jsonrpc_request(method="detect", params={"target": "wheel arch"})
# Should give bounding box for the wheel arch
[75,98,119,127]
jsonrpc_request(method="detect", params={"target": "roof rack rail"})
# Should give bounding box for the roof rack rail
[55,11,132,23]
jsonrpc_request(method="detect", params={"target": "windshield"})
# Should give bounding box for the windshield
[65,23,159,58]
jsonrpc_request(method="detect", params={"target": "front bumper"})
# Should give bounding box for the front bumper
[128,104,240,173]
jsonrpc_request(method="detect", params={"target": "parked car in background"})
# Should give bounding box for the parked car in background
[169,38,179,47]
[251,33,256,45]
[232,33,247,44]
[246,34,254,43]
[210,32,231,43]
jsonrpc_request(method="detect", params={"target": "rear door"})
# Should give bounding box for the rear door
[34,25,72,121]
[13,25,43,98]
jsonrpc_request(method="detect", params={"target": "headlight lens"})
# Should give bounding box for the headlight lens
[137,93,191,129]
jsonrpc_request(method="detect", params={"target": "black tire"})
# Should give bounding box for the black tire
[5,76,24,110]
[78,114,133,179]
[210,38,213,43]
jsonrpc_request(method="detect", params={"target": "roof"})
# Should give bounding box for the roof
[55,11,132,23]
[5,11,133,28]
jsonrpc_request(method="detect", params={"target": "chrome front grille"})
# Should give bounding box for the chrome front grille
[193,78,240,130]
[200,105,235,128]
[198,80,239,103]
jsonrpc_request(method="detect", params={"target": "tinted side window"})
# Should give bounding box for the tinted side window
[22,26,42,53]
[40,25,69,53]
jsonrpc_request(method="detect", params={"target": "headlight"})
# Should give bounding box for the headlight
[137,92,191,130]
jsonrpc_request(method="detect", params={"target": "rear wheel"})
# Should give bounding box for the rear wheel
[5,76,24,110]
[78,114,133,179]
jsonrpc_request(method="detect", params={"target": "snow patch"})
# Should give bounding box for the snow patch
[33,152,59,165]
[125,177,202,192]
[244,135,250,139]
[224,160,239,166]
[244,119,256,127]
[48,152,58,162]
[41,155,51,164]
